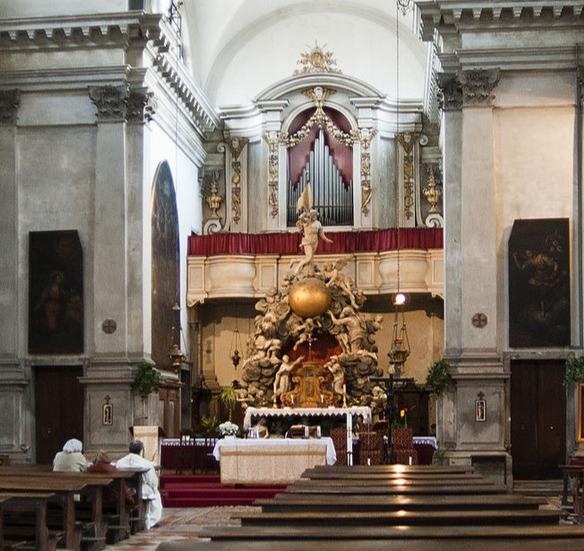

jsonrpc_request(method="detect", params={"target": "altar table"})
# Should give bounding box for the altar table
[212,438,337,485]
[243,406,371,466]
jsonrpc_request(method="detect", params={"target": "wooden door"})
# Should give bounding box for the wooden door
[511,360,566,479]
[34,366,84,464]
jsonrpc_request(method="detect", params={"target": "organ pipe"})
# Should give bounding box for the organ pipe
[287,129,353,226]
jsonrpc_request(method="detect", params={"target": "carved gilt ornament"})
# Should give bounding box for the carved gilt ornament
[228,137,249,225]
[294,42,342,75]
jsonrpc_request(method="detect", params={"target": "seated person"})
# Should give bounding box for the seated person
[53,438,88,472]
[116,440,162,529]
[87,450,134,505]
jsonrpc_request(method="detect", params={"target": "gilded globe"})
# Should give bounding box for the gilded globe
[289,277,331,318]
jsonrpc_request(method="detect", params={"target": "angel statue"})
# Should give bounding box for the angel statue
[292,183,333,274]
[273,355,304,399]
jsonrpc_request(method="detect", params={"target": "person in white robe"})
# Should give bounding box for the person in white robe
[116,440,162,529]
[53,438,88,472]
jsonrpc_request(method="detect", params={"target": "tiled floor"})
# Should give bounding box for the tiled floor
[104,506,260,551]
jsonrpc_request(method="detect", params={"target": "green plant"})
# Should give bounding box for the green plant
[132,363,161,399]
[425,359,452,396]
[200,416,220,436]
[219,386,236,421]
[564,357,584,387]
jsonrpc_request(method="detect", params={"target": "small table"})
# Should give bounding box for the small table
[243,407,371,466]
[213,438,336,485]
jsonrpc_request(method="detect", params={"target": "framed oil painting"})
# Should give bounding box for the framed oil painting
[28,230,84,354]
[508,218,570,348]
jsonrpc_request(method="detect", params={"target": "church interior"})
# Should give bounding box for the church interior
[1,0,584,549]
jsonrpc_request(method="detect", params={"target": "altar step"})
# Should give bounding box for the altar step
[160,474,286,508]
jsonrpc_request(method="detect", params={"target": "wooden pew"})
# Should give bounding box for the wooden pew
[153,538,584,551]
[235,509,562,526]
[0,477,88,550]
[0,492,57,551]
[291,477,494,487]
[302,471,485,480]
[255,494,548,513]
[0,466,148,543]
[200,524,584,541]
[309,465,473,474]
[285,483,507,495]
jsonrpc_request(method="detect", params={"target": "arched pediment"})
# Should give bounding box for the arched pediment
[255,72,385,103]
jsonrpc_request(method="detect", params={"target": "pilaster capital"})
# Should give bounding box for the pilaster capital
[0,89,20,125]
[436,73,462,112]
[227,137,249,160]
[458,69,500,107]
[89,85,128,122]
[127,88,157,123]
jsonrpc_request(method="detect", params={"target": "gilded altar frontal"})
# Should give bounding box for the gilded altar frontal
[2,0,584,548]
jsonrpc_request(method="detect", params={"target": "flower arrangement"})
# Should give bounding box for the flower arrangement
[218,421,239,437]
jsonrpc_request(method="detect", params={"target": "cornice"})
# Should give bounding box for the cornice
[418,1,584,40]
[0,12,218,138]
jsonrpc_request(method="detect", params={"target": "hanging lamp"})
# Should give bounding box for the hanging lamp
[387,0,412,376]
[229,317,242,368]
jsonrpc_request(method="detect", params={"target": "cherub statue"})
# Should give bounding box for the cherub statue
[291,317,319,351]
[323,258,360,310]
[273,355,304,399]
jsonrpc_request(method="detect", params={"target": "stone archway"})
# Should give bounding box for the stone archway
[151,161,180,370]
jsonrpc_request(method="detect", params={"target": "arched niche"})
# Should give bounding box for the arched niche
[151,161,180,370]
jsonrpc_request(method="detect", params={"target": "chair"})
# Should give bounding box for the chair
[194,437,218,474]
[175,430,194,474]
[359,424,384,465]
[391,426,418,465]
[330,427,347,465]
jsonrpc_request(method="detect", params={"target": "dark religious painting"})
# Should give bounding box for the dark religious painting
[508,218,570,347]
[28,230,84,354]
[151,161,180,370]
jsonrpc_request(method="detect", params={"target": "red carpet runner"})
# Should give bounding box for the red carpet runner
[160,474,286,507]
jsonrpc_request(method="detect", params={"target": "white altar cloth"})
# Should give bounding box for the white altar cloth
[243,406,372,430]
[242,406,371,466]
[213,437,337,485]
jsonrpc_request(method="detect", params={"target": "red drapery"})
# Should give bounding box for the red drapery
[188,228,443,257]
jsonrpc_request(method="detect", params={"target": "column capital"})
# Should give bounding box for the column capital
[89,85,128,122]
[0,89,20,125]
[436,73,463,112]
[127,88,157,123]
[459,69,500,107]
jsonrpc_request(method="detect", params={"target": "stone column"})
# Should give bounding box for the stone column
[82,85,134,456]
[438,70,510,481]
[0,90,31,461]
[436,73,463,450]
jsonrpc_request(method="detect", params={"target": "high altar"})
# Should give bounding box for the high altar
[219,194,386,479]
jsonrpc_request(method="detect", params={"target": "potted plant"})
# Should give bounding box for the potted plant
[132,363,161,422]
[133,363,162,399]
[425,359,452,396]
[200,416,219,437]
[219,386,237,422]
[564,356,584,387]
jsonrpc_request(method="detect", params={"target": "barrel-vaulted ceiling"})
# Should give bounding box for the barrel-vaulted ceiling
[182,0,429,108]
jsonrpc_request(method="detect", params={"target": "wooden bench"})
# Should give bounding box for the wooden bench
[285,483,507,495]
[309,465,473,474]
[0,477,89,550]
[0,466,148,544]
[0,492,57,551]
[235,509,562,526]
[254,494,548,513]
[291,477,494,487]
[302,471,485,480]
[201,524,584,540]
[152,538,584,551]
